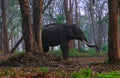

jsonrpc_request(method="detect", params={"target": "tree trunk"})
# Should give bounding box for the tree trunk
[108,0,120,63]
[118,0,120,58]
[1,0,9,54]
[0,21,2,51]
[118,0,120,55]
[33,0,43,52]
[63,0,74,49]
[19,0,35,52]
[75,0,81,52]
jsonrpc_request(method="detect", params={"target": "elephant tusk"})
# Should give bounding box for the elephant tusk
[82,40,96,47]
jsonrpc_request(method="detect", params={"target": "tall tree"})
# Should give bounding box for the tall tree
[63,0,74,49]
[119,0,120,49]
[33,0,43,52]
[84,0,108,53]
[0,18,2,51]
[75,0,81,52]
[0,1,2,51]
[1,0,9,54]
[108,0,120,63]
[19,0,35,52]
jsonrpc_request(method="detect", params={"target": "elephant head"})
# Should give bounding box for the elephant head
[68,24,98,49]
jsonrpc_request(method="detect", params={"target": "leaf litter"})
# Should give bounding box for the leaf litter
[0,52,119,78]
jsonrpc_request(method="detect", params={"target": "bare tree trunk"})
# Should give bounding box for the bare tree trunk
[19,0,35,52]
[33,0,43,52]
[75,0,81,52]
[108,0,120,63]
[89,0,100,54]
[0,21,2,51]
[63,0,74,49]
[118,0,120,56]
[1,0,9,54]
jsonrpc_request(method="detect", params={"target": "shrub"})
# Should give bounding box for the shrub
[98,71,120,78]
[70,69,92,78]
[39,66,50,73]
[0,68,15,76]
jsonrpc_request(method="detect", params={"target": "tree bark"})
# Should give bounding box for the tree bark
[63,0,74,49]
[75,0,81,52]
[33,0,43,52]
[1,0,9,54]
[108,0,120,63]
[19,0,35,52]
[0,21,2,51]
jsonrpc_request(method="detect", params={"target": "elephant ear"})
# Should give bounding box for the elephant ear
[67,26,74,38]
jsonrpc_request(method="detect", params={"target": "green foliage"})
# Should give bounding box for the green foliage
[98,71,120,78]
[101,44,108,52]
[69,49,81,57]
[54,14,65,24]
[0,68,15,76]
[49,48,107,58]
[0,50,3,53]
[49,49,81,57]
[49,50,62,57]
[10,0,19,8]
[39,67,50,73]
[70,69,92,78]
[14,50,25,54]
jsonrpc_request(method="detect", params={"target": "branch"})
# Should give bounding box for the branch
[10,36,23,53]
[42,0,52,13]
[8,26,17,41]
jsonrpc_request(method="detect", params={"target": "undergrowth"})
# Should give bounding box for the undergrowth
[70,69,92,78]
[97,71,120,78]
[49,48,107,58]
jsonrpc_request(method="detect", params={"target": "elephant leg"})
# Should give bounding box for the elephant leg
[43,45,49,53]
[60,42,69,59]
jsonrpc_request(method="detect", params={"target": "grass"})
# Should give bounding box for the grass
[0,67,119,78]
[70,69,120,78]
[0,68,15,77]
[49,48,107,58]
[97,71,120,78]
[11,47,107,58]
[39,66,50,73]
[49,49,81,58]
[70,69,92,78]
[14,50,25,54]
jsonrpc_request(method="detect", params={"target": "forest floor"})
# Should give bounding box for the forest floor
[0,52,119,78]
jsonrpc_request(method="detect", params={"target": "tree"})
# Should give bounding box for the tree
[0,17,2,51]
[108,0,120,63]
[19,0,35,52]
[6,0,20,51]
[63,0,74,49]
[118,0,120,47]
[75,0,81,52]
[84,0,108,53]
[33,0,43,52]
[1,0,9,54]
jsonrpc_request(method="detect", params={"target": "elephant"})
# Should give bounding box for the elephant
[42,23,98,59]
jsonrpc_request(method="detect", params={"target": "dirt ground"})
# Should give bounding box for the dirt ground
[0,52,119,78]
